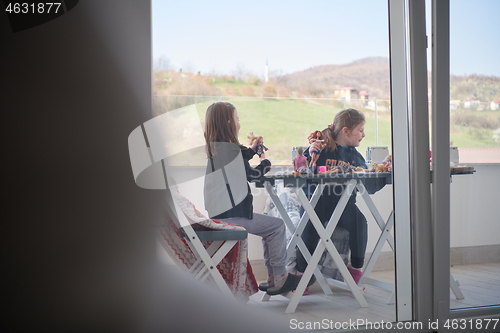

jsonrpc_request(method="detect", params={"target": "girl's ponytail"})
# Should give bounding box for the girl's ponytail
[324,108,365,152]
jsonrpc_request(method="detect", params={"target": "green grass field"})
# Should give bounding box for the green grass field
[194,98,393,162]
[153,96,499,163]
[450,110,500,148]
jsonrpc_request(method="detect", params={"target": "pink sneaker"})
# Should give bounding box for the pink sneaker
[347,266,363,285]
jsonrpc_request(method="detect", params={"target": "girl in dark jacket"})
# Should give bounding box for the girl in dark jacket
[297,108,368,285]
[203,102,300,295]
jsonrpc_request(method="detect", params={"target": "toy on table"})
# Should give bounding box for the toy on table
[370,154,392,172]
[382,154,392,170]
[292,166,312,175]
[247,131,268,157]
[372,163,386,173]
[322,160,363,174]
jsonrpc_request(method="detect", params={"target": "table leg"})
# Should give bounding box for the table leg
[263,182,333,295]
[360,212,394,287]
[293,180,369,309]
[358,183,465,302]
[450,273,465,299]
[356,183,397,302]
[358,184,395,250]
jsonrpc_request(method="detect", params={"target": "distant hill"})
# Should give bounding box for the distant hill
[153,57,500,103]
[281,57,500,102]
[282,57,391,99]
[450,74,500,102]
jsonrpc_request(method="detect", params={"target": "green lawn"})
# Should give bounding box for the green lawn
[450,110,500,148]
[450,126,499,148]
[195,98,392,162]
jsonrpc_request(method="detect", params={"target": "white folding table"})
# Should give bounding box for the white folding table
[254,172,392,313]
[255,169,471,313]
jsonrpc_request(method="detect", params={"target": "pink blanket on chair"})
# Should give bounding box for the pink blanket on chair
[160,189,258,301]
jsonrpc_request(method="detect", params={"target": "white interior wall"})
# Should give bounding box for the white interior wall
[449,163,500,247]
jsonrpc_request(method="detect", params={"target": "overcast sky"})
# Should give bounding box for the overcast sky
[152,0,499,77]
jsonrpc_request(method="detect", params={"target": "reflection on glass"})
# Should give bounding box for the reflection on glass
[448,0,500,309]
[153,0,400,325]
[154,95,392,164]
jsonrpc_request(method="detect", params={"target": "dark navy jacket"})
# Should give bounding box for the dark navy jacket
[303,143,367,220]
[304,143,367,171]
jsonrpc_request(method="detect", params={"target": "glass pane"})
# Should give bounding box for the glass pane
[153,0,402,328]
[448,0,500,309]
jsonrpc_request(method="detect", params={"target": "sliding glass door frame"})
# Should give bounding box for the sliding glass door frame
[388,0,418,322]
[332,2,499,331]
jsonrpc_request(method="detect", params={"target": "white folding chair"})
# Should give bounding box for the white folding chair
[127,112,257,300]
[158,187,253,299]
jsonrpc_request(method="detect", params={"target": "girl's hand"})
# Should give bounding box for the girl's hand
[309,140,325,154]
[250,136,263,153]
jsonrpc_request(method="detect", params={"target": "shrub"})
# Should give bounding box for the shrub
[451,112,500,130]
[246,75,260,85]
[493,128,500,143]
[240,85,255,97]
[261,84,277,97]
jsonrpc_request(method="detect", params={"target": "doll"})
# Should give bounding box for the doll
[382,154,392,170]
[371,155,392,172]
[324,162,361,174]
[247,131,268,157]
[307,130,326,167]
[372,163,386,173]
